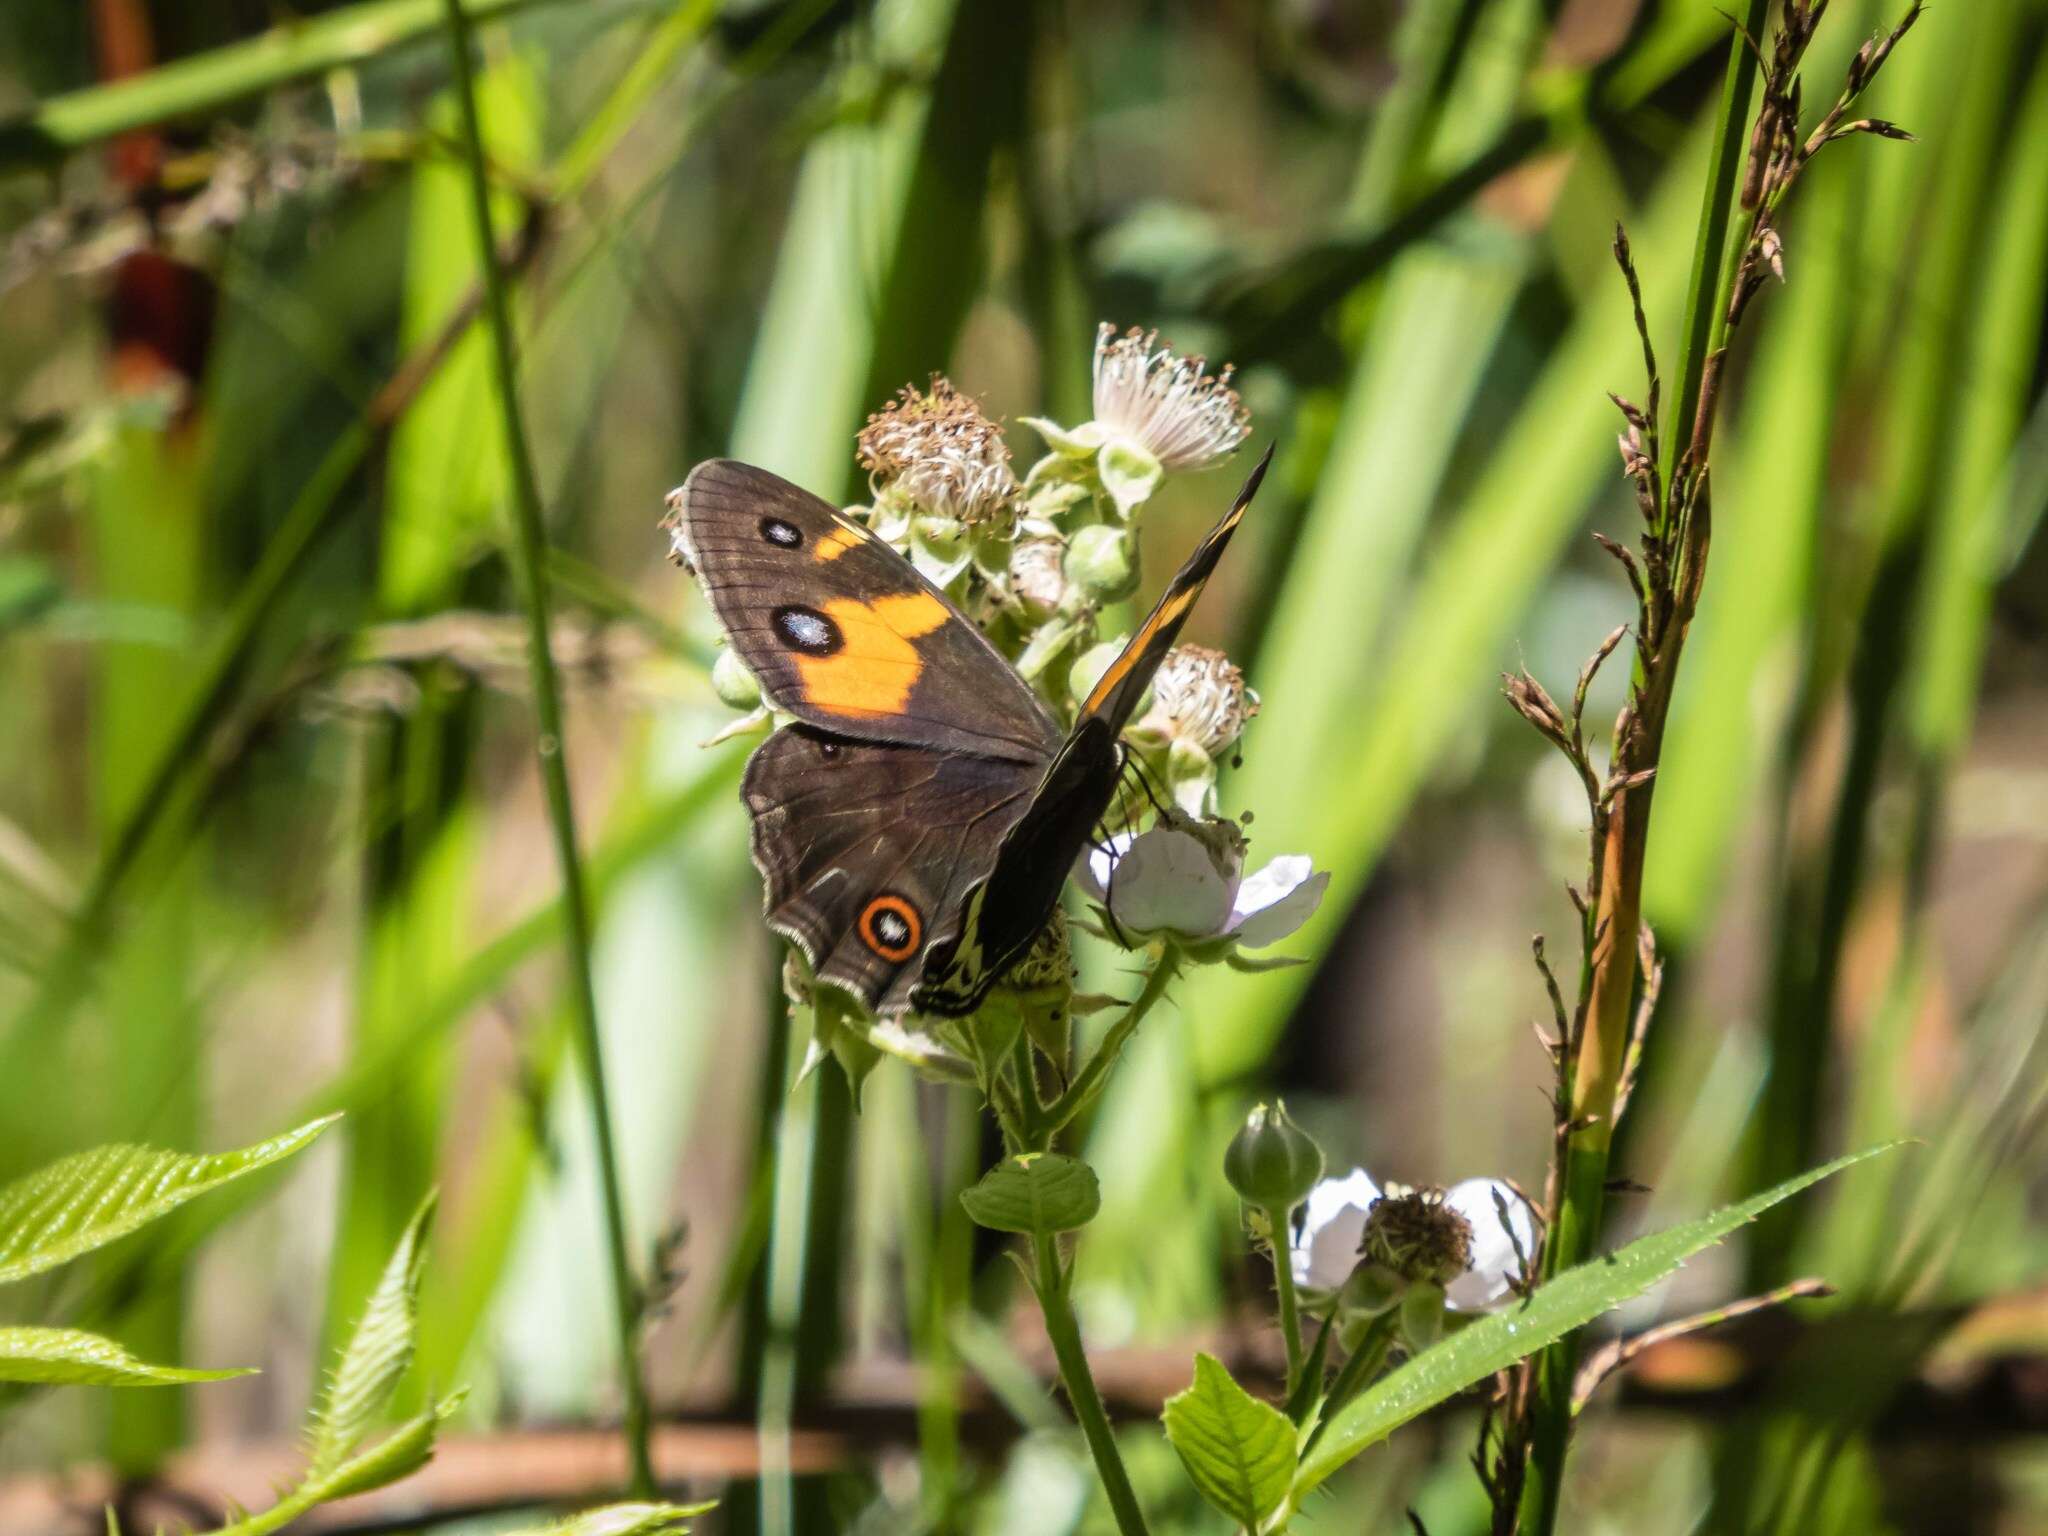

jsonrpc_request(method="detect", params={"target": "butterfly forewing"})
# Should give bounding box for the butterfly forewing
[669,460,1061,762]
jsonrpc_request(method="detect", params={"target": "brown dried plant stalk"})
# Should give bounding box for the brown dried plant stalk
[1492,4,1923,1531]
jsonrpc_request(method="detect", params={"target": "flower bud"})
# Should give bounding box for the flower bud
[1398,1284,1446,1350]
[1009,537,1069,620]
[1065,524,1139,603]
[1166,736,1216,816]
[1339,1261,1406,1318]
[712,646,762,711]
[1068,638,1125,710]
[1223,1100,1325,1212]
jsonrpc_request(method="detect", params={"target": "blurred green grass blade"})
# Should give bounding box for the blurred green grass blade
[87,412,208,1471]
[330,38,545,1376]
[1906,54,2048,762]
[0,0,592,164]
[383,52,544,610]
[0,1116,336,1285]
[0,1327,253,1387]
[1746,0,2019,1290]
[1183,130,1703,1089]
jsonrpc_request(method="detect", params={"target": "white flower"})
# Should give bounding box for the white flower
[1073,814,1326,956]
[1288,1170,1538,1313]
[1439,1177,1538,1312]
[1090,324,1250,473]
[1291,1167,1380,1290]
[1021,324,1252,517]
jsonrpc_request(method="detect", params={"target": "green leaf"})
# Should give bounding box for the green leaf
[309,1192,435,1477]
[960,1153,1100,1236]
[1162,1352,1296,1530]
[0,1116,339,1286]
[502,1502,720,1536]
[212,1393,467,1536]
[1294,1144,1903,1494]
[0,1325,254,1387]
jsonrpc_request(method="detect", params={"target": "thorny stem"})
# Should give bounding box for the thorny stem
[440,0,653,1496]
[1032,1232,1152,1536]
[1512,5,1918,1531]
[1042,947,1180,1136]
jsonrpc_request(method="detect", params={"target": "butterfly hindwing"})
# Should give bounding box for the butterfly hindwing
[744,725,1044,1014]
[669,460,1060,762]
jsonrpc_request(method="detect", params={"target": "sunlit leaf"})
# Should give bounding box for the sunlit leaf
[0,1326,253,1387]
[0,1116,339,1285]
[309,1192,435,1477]
[1162,1352,1295,1529]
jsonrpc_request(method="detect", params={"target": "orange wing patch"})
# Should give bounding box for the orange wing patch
[813,525,864,562]
[791,592,952,719]
[1083,588,1196,715]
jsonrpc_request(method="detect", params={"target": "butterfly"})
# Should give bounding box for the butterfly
[664,445,1271,1017]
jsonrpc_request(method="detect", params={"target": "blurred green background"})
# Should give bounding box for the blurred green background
[0,0,2044,1532]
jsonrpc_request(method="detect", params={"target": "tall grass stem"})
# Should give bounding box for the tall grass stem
[438,0,652,1495]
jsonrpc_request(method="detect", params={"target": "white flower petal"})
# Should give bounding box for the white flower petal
[1228,859,1329,948]
[1291,1168,1380,1290]
[1443,1178,1538,1312]
[1073,830,1135,905]
[1109,825,1235,938]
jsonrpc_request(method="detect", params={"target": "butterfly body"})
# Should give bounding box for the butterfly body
[667,449,1268,1016]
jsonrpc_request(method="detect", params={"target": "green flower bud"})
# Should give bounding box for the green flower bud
[1066,524,1139,603]
[712,646,763,711]
[1166,736,1216,815]
[913,511,968,559]
[1223,1100,1325,1211]
[1096,435,1164,517]
[1338,1261,1406,1318]
[1398,1283,1445,1351]
[1068,638,1125,709]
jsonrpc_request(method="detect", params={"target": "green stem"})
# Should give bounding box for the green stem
[1661,0,1772,495]
[1042,948,1178,1136]
[1516,11,1767,1533]
[1264,1206,1305,1398]
[0,0,576,165]
[439,0,652,1496]
[1301,1315,1393,1459]
[1032,1232,1151,1536]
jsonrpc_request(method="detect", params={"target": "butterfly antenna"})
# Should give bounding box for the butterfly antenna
[1122,743,1173,819]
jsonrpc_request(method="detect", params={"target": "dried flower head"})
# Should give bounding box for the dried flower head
[1361,1187,1474,1289]
[1091,323,1250,473]
[858,376,1018,524]
[1140,644,1258,758]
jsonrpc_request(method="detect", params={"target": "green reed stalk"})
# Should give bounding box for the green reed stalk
[438,0,652,1495]
[0,0,572,165]
[1516,9,1769,1531]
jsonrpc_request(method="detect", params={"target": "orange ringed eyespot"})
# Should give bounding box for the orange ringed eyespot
[860,894,921,962]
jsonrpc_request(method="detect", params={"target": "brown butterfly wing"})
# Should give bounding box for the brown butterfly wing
[744,725,1044,1014]
[669,459,1061,762]
[914,447,1273,1015]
